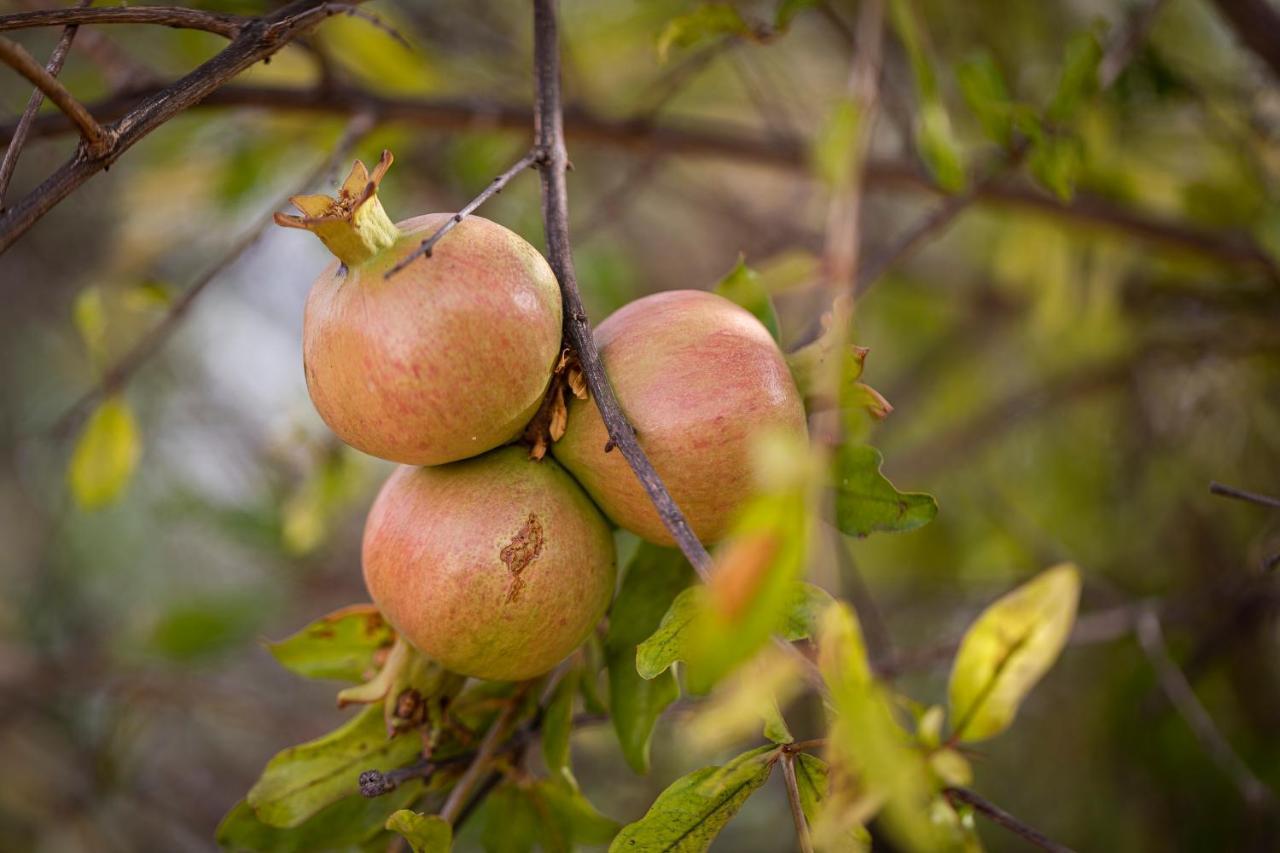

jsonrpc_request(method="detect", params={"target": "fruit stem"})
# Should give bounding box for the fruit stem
[274,148,402,268]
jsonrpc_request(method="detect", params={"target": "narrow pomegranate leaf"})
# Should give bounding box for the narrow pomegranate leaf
[385,811,451,853]
[608,747,775,852]
[834,444,938,536]
[267,604,395,683]
[713,255,781,342]
[605,543,694,773]
[216,785,421,853]
[246,704,423,828]
[68,395,141,511]
[948,563,1081,742]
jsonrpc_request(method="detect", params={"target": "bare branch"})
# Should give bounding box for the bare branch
[51,113,377,438]
[0,6,245,39]
[1135,609,1277,810]
[0,35,110,154]
[944,787,1076,853]
[780,752,815,853]
[438,684,530,824]
[531,0,712,575]
[1209,481,1280,510]
[0,0,86,209]
[0,0,366,255]
[386,148,539,278]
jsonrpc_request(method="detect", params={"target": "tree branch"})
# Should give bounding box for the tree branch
[1208,481,1280,510]
[0,0,365,255]
[1207,0,1280,80]
[1135,608,1277,810]
[0,6,245,39]
[0,35,110,154]
[50,112,377,438]
[944,787,1076,853]
[0,0,86,209]
[780,752,815,853]
[531,0,712,575]
[438,683,530,825]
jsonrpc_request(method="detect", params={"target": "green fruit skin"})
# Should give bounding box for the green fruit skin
[304,214,562,466]
[362,447,616,682]
[552,289,808,545]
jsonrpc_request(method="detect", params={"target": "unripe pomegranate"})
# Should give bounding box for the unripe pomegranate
[362,446,616,682]
[551,290,807,545]
[276,151,563,466]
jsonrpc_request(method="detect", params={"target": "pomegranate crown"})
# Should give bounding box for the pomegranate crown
[275,149,401,267]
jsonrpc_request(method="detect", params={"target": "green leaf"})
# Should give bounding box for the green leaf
[606,543,694,772]
[792,753,871,851]
[775,0,818,30]
[217,786,421,853]
[812,98,862,190]
[535,779,621,847]
[282,448,363,555]
[68,395,141,510]
[471,784,540,853]
[635,585,700,681]
[1028,133,1085,201]
[1047,30,1102,123]
[779,583,835,642]
[609,746,776,852]
[385,811,451,853]
[73,286,107,368]
[713,255,781,342]
[247,704,424,827]
[268,605,396,683]
[466,780,618,853]
[542,667,578,778]
[957,51,1014,145]
[833,445,938,536]
[656,4,751,63]
[917,99,967,192]
[148,593,270,662]
[948,563,1081,742]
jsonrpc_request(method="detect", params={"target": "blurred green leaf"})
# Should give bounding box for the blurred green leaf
[779,582,835,641]
[385,811,451,853]
[685,647,802,750]
[609,746,775,852]
[606,543,694,773]
[793,753,872,851]
[775,0,818,30]
[217,785,421,853]
[834,445,938,536]
[73,286,107,368]
[957,51,1014,145]
[948,563,1081,742]
[247,704,423,828]
[542,666,578,779]
[917,99,967,192]
[1029,133,1084,201]
[713,255,781,342]
[656,4,750,63]
[1047,30,1102,123]
[148,593,269,662]
[812,98,862,190]
[268,604,396,683]
[68,395,141,511]
[282,447,363,555]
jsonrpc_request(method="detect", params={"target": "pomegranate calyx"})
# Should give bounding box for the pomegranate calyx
[274,149,401,267]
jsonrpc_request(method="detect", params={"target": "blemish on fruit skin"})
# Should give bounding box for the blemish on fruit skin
[500,513,544,603]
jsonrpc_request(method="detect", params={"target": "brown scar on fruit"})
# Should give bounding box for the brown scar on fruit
[500,513,544,603]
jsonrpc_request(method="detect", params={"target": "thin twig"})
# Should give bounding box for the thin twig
[386,148,539,278]
[0,35,110,154]
[944,787,1076,853]
[1209,481,1280,510]
[779,752,815,853]
[438,684,530,824]
[531,0,712,575]
[51,113,377,438]
[1135,608,1276,810]
[0,0,87,209]
[0,6,246,39]
[0,0,367,255]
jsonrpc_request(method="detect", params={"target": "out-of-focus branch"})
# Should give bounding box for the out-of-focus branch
[0,35,110,154]
[1135,609,1277,811]
[0,6,245,39]
[0,0,87,209]
[944,787,1076,853]
[51,113,377,438]
[0,0,368,255]
[1208,0,1280,79]
[1209,481,1280,510]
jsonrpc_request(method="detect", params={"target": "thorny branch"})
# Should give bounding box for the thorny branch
[51,113,377,438]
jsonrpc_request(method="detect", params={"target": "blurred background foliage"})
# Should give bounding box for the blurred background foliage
[1,0,1278,850]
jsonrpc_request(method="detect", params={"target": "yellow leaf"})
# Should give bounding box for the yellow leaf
[68,396,141,510]
[948,563,1081,742]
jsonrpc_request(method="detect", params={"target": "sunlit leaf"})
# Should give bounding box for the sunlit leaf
[68,395,141,511]
[609,746,775,852]
[217,785,421,853]
[247,704,424,827]
[714,255,781,342]
[948,563,1081,742]
[385,811,451,853]
[656,4,751,63]
[834,445,938,536]
[792,753,872,852]
[928,748,973,787]
[268,604,396,683]
[606,543,694,773]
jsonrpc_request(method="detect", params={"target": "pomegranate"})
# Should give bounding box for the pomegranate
[276,151,563,466]
[362,446,616,682]
[551,290,808,545]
